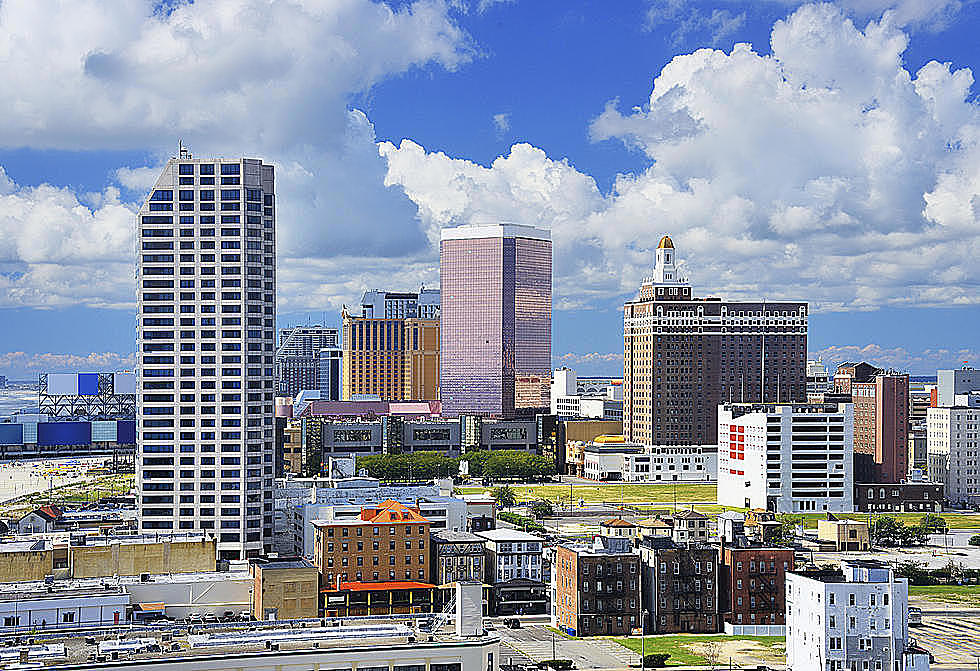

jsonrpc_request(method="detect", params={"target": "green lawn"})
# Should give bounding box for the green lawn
[797,512,980,530]
[458,483,717,506]
[909,585,980,607]
[614,635,785,667]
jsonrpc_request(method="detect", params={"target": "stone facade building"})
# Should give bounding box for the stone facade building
[623,235,807,446]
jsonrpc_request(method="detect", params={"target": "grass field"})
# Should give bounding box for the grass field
[797,512,980,530]
[457,483,717,506]
[909,585,980,607]
[614,635,785,667]
[0,473,133,517]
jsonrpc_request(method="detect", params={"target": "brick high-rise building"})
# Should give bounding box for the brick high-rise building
[639,540,719,634]
[623,235,807,446]
[835,363,909,483]
[440,224,552,418]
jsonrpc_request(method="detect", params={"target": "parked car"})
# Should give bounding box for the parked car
[203,613,218,624]
[238,610,253,622]
[187,612,204,625]
[504,618,521,629]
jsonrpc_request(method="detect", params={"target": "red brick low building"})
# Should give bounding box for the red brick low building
[553,535,640,637]
[718,546,794,627]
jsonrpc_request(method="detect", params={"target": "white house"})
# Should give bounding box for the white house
[786,561,930,671]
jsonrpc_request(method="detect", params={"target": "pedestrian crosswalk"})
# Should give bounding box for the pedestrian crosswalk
[912,617,980,664]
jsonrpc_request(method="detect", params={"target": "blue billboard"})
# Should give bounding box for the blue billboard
[37,421,92,446]
[117,420,137,445]
[77,373,99,396]
[0,424,23,446]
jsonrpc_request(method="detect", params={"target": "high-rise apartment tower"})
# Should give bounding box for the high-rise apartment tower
[274,325,339,397]
[623,235,807,445]
[440,224,552,417]
[137,149,276,560]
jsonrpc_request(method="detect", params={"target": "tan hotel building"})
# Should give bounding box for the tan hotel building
[342,312,440,401]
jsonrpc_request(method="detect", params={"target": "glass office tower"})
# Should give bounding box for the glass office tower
[440,224,552,417]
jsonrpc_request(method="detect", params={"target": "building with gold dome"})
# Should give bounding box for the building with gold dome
[623,234,808,447]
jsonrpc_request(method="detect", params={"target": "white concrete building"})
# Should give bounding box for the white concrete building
[276,475,466,556]
[807,359,833,396]
[137,149,277,560]
[582,441,716,482]
[552,367,622,419]
[786,562,930,671]
[552,367,577,399]
[0,582,129,629]
[476,528,544,584]
[937,367,980,408]
[927,399,980,505]
[718,403,854,513]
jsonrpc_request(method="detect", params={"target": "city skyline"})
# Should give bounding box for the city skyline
[0,1,978,378]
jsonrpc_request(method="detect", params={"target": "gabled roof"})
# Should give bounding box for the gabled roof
[24,505,62,522]
[360,500,430,524]
[636,517,672,528]
[600,518,636,528]
[671,509,707,520]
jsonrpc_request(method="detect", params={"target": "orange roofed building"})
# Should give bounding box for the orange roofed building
[314,501,436,616]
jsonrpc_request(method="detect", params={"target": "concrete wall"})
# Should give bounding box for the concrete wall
[253,565,319,621]
[0,592,130,630]
[124,574,251,619]
[70,538,216,579]
[0,548,54,582]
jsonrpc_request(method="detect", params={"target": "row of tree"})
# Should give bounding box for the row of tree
[762,512,948,548]
[355,450,555,482]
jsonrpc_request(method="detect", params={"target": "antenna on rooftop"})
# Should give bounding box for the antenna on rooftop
[178,140,191,160]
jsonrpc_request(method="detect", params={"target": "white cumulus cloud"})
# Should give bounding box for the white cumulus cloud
[0,0,475,311]
[382,3,980,313]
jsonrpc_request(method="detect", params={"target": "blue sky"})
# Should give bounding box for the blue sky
[0,0,978,379]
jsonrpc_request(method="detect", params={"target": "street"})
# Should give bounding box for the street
[495,623,637,670]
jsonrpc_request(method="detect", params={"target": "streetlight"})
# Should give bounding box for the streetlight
[640,608,649,671]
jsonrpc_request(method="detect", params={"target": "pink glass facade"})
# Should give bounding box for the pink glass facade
[440,226,551,417]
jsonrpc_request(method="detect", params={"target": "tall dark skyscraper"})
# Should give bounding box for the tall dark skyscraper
[623,235,807,445]
[440,224,552,417]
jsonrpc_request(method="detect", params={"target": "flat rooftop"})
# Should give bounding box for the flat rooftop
[26,617,497,668]
[0,569,252,596]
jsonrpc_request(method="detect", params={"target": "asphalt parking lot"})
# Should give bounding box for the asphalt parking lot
[911,615,980,671]
[495,624,636,669]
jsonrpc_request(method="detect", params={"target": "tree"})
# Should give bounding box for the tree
[642,654,671,668]
[894,560,929,585]
[771,514,803,545]
[529,499,555,519]
[870,515,904,547]
[871,515,930,548]
[462,450,556,481]
[357,452,459,482]
[969,535,980,547]
[919,513,948,533]
[492,485,517,510]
